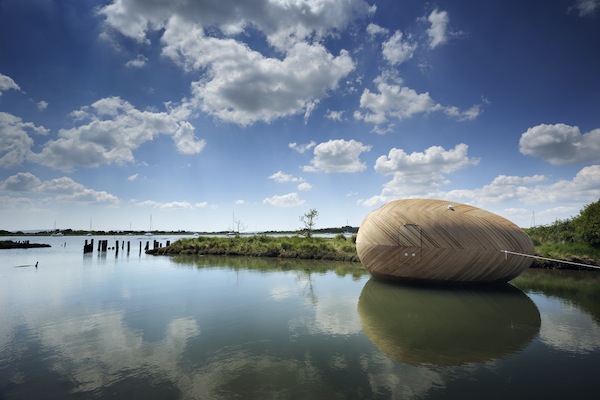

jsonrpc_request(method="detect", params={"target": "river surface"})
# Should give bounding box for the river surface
[1,235,599,399]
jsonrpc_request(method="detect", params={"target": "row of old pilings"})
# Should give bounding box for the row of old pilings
[83,239,170,255]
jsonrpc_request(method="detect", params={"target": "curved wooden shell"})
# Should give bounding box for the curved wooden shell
[356,199,534,284]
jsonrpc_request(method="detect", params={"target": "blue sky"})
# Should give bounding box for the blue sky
[1,0,599,232]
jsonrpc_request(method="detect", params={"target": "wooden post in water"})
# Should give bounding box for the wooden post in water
[101,240,108,252]
[127,241,130,253]
[139,242,142,255]
[115,240,119,255]
[166,240,170,247]
[83,239,94,253]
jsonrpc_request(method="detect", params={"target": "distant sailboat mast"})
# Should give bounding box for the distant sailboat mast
[145,214,153,236]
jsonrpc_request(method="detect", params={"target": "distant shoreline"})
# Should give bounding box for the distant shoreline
[0,227,358,237]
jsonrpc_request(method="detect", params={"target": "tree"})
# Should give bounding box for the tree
[300,209,318,238]
[234,217,247,236]
[576,199,600,247]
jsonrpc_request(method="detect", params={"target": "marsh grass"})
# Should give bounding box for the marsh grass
[150,235,360,262]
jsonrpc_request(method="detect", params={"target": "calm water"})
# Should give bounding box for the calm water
[1,235,599,399]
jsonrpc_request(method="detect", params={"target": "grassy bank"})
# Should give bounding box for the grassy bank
[149,234,360,262]
[149,231,600,270]
[524,227,600,269]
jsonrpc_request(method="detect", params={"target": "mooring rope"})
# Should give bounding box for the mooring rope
[500,250,600,270]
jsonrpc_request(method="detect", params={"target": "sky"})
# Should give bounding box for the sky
[1,0,600,233]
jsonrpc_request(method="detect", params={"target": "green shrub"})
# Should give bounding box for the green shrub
[575,199,600,247]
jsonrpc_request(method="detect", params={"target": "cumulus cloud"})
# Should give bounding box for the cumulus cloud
[128,174,139,182]
[269,171,304,183]
[267,171,311,190]
[446,166,600,211]
[40,177,119,204]
[30,97,205,171]
[519,123,600,165]
[297,182,312,191]
[366,23,389,37]
[359,144,479,206]
[0,172,119,205]
[263,192,305,207]
[382,31,417,65]
[98,0,371,126]
[37,100,48,111]
[125,54,148,68]
[358,155,600,226]
[0,172,42,192]
[0,73,21,95]
[99,0,374,49]
[289,141,316,154]
[303,139,372,173]
[427,9,449,49]
[354,73,480,133]
[173,34,355,125]
[0,112,48,168]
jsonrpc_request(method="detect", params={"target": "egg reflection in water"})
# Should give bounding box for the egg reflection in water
[358,279,541,366]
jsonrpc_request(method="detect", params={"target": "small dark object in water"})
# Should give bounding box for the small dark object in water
[0,240,51,249]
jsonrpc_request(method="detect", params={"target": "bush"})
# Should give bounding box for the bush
[576,199,600,247]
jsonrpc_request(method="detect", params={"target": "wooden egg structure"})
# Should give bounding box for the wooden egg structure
[356,199,535,284]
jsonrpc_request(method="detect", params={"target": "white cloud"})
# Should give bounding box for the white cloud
[427,9,449,49]
[99,0,374,49]
[519,123,600,165]
[0,112,48,168]
[304,139,371,173]
[0,73,21,95]
[570,0,600,16]
[359,144,478,206]
[128,174,139,182]
[289,141,316,154]
[297,182,312,191]
[39,177,119,204]
[173,121,206,154]
[361,163,600,226]
[447,166,600,222]
[37,100,49,111]
[268,171,311,191]
[136,199,214,209]
[99,1,369,126]
[159,201,195,209]
[0,173,119,205]
[125,54,148,68]
[269,171,302,183]
[0,172,41,192]
[263,192,305,207]
[31,97,205,171]
[382,30,417,66]
[366,23,389,37]
[325,110,344,121]
[354,73,481,132]
[178,38,355,125]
